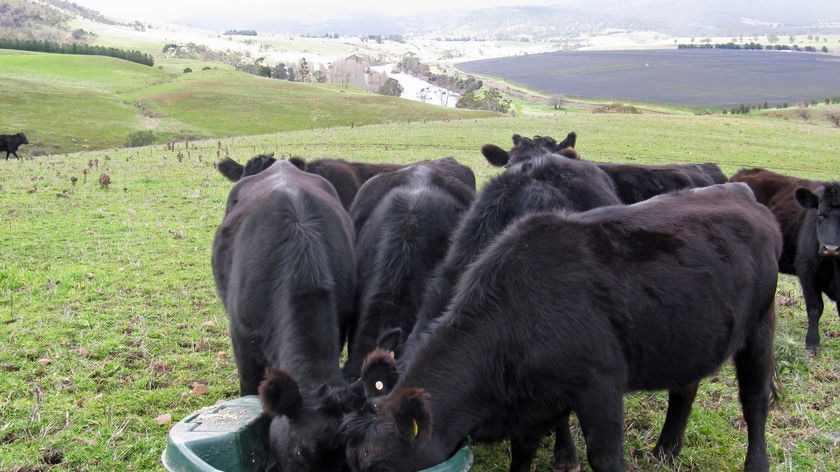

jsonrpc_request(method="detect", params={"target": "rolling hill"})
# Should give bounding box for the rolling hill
[0,50,496,155]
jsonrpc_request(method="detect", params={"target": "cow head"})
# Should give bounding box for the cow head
[258,354,399,472]
[342,388,440,472]
[481,132,578,168]
[796,182,840,257]
[242,153,277,178]
[259,369,356,472]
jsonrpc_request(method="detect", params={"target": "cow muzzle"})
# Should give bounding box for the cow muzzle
[819,244,840,257]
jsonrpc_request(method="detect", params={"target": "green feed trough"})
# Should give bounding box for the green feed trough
[162,396,473,472]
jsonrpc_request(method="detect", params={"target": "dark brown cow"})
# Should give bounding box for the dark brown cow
[732,167,840,351]
[343,183,781,472]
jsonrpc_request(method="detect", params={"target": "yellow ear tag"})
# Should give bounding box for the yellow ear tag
[412,419,419,437]
[375,380,384,391]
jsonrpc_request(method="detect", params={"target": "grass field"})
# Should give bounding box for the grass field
[0,49,497,155]
[1,111,840,471]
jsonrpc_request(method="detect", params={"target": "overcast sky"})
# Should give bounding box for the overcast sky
[70,0,554,23]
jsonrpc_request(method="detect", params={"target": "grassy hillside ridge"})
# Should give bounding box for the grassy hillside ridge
[0,49,497,154]
[1,114,839,470]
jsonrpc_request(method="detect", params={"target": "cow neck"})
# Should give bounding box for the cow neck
[271,311,345,392]
[395,323,493,452]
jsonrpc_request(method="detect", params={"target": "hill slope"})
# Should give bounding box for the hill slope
[0,50,496,154]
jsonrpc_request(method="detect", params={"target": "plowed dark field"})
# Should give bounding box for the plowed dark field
[457,48,840,108]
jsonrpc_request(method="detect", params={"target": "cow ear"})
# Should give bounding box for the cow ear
[258,368,304,421]
[217,157,245,182]
[795,187,820,210]
[558,131,577,149]
[481,144,511,167]
[390,388,432,442]
[376,327,403,354]
[361,348,399,398]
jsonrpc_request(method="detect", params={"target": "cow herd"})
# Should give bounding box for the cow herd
[210,132,839,472]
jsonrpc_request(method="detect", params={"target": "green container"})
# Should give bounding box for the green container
[162,396,272,472]
[162,395,473,472]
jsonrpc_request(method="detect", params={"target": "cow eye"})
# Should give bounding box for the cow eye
[292,448,306,465]
[817,211,826,220]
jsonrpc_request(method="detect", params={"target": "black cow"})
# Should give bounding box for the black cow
[343,183,781,472]
[212,159,359,471]
[217,153,277,180]
[290,157,410,211]
[1,133,29,160]
[732,167,840,352]
[258,349,398,472]
[212,158,356,395]
[597,161,728,203]
[218,153,416,210]
[481,131,579,166]
[405,134,620,357]
[216,154,409,210]
[342,157,476,378]
[491,133,728,203]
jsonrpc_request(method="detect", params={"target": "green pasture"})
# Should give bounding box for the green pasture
[1,111,840,471]
[0,49,496,155]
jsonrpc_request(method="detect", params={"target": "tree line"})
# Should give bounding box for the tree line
[0,37,154,66]
[678,42,828,53]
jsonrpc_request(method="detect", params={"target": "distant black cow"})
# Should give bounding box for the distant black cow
[1,133,29,160]
[343,183,781,472]
[342,157,476,378]
[212,159,359,470]
[732,167,840,352]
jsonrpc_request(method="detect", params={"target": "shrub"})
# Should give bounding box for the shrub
[126,130,158,147]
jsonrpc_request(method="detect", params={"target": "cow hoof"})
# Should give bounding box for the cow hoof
[551,462,581,472]
[805,345,821,358]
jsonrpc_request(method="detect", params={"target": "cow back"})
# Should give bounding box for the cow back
[596,162,727,204]
[212,159,355,393]
[345,158,476,376]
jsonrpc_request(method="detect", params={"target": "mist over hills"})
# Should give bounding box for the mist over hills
[169,1,840,38]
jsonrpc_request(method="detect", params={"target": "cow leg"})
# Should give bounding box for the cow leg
[552,411,581,472]
[508,430,542,472]
[230,332,264,395]
[733,313,773,472]
[575,385,624,472]
[799,277,824,353]
[651,381,699,461]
